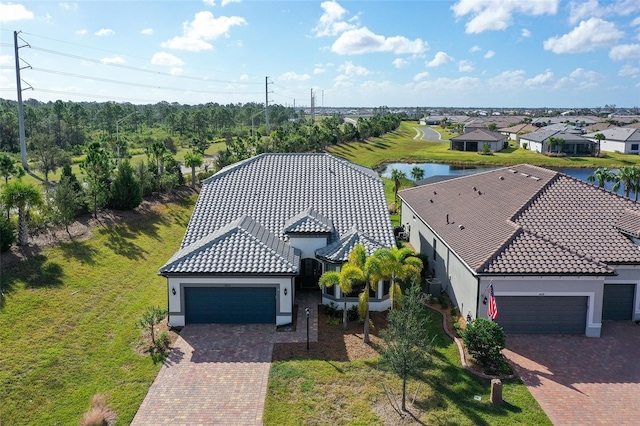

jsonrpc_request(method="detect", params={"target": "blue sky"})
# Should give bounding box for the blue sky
[1,0,639,107]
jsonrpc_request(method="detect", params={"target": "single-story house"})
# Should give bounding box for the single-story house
[399,164,640,337]
[584,128,640,154]
[450,129,507,152]
[519,129,594,155]
[159,153,395,326]
[498,123,538,142]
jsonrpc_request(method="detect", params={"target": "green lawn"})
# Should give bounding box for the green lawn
[264,310,550,425]
[0,195,196,424]
[329,122,640,170]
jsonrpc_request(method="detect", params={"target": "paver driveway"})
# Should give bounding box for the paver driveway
[503,322,640,426]
[131,292,319,425]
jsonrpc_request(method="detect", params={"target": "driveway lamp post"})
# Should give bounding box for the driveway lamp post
[305,307,310,350]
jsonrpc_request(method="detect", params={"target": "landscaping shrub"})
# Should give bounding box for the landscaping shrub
[155,331,170,351]
[462,318,506,369]
[79,393,117,426]
[0,218,15,252]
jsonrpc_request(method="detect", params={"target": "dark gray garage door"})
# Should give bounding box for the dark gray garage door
[497,296,587,334]
[602,284,635,321]
[185,287,276,324]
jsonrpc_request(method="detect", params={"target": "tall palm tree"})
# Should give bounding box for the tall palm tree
[587,167,614,188]
[183,150,203,189]
[319,264,364,331]
[593,133,605,156]
[613,166,639,198]
[1,179,43,246]
[410,166,424,181]
[390,169,407,201]
[348,244,383,344]
[374,247,423,310]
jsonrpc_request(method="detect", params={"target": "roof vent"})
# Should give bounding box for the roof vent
[433,191,437,195]
[508,169,516,173]
[499,176,504,180]
[459,224,465,230]
[429,199,433,203]
[478,191,482,195]
[530,176,541,181]
[520,173,529,178]
[472,186,477,191]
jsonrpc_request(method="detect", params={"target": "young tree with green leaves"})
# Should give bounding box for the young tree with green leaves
[29,132,69,182]
[319,264,364,331]
[374,247,423,310]
[0,153,23,184]
[52,175,83,234]
[1,179,43,246]
[80,142,113,218]
[381,283,432,412]
[137,306,168,346]
[109,160,142,210]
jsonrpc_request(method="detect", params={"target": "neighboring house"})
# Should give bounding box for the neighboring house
[498,123,538,142]
[519,129,594,155]
[531,116,598,127]
[399,164,640,337]
[421,115,448,125]
[159,153,395,327]
[584,128,640,154]
[450,129,507,152]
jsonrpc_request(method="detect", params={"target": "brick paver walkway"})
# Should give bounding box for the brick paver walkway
[131,291,320,425]
[503,322,640,425]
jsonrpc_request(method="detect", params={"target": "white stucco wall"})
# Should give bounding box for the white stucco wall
[288,236,328,259]
[599,139,630,154]
[166,275,294,327]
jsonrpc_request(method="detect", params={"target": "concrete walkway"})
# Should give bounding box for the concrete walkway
[503,322,640,425]
[131,291,320,425]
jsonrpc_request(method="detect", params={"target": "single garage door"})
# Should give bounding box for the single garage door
[497,296,587,334]
[602,284,635,321]
[185,287,276,324]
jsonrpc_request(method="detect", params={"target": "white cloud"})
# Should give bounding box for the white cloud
[162,11,247,52]
[170,67,184,76]
[393,58,409,69]
[452,0,559,34]
[487,70,526,89]
[278,71,311,81]
[0,55,12,65]
[469,45,481,53]
[543,18,623,53]
[221,0,241,5]
[141,28,154,35]
[555,68,603,90]
[75,29,87,36]
[337,61,370,77]
[203,0,216,5]
[331,27,427,55]
[313,0,357,37]
[525,70,555,86]
[484,50,495,59]
[314,67,326,74]
[619,63,640,77]
[632,17,640,26]
[569,0,640,25]
[151,52,185,67]
[101,56,125,64]
[426,51,454,67]
[59,2,77,11]
[0,2,34,23]
[609,44,640,60]
[458,60,474,72]
[521,28,531,37]
[95,28,115,36]
[413,71,430,82]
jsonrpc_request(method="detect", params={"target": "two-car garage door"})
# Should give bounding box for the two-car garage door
[185,287,276,324]
[496,296,587,334]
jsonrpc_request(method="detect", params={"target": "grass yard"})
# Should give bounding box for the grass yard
[0,193,197,424]
[264,309,550,425]
[328,121,640,170]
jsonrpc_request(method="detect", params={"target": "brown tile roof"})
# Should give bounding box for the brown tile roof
[615,209,640,238]
[400,164,640,275]
[498,123,538,134]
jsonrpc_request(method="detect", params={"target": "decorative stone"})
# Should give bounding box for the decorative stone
[490,378,503,405]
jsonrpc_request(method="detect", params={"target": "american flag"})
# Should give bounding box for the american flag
[487,284,498,320]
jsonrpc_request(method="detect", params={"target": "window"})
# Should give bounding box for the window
[631,143,639,151]
[346,283,376,298]
[382,280,391,296]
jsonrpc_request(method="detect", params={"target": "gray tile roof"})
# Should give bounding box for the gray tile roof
[400,164,640,275]
[283,207,335,234]
[160,215,300,274]
[450,129,506,142]
[315,228,386,263]
[163,153,394,274]
[584,128,640,142]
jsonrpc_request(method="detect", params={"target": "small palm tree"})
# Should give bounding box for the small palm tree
[1,179,43,246]
[374,247,423,310]
[319,265,364,331]
[390,169,407,201]
[410,166,424,181]
[348,244,383,344]
[593,133,605,156]
[587,167,614,188]
[183,150,204,189]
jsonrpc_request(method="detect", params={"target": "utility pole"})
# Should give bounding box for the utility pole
[265,76,271,134]
[14,31,32,171]
[310,89,315,123]
[115,111,137,163]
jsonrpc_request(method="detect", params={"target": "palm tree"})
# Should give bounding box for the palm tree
[390,169,407,201]
[612,166,639,198]
[319,264,364,331]
[410,166,424,181]
[183,150,204,189]
[587,167,614,188]
[374,247,423,310]
[347,244,383,344]
[1,179,43,246]
[593,133,605,156]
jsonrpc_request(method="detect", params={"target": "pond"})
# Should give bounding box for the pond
[378,162,638,200]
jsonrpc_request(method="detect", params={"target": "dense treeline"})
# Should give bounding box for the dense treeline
[0,98,402,251]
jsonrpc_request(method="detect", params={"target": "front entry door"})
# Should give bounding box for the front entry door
[300,258,322,289]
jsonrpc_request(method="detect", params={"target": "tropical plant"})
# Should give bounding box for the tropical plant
[593,132,605,156]
[380,283,432,412]
[410,166,424,181]
[390,168,407,201]
[462,318,506,370]
[373,247,423,310]
[0,179,43,246]
[348,244,383,344]
[52,175,83,234]
[587,167,614,188]
[0,217,15,252]
[319,265,364,331]
[612,166,639,198]
[184,150,204,189]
